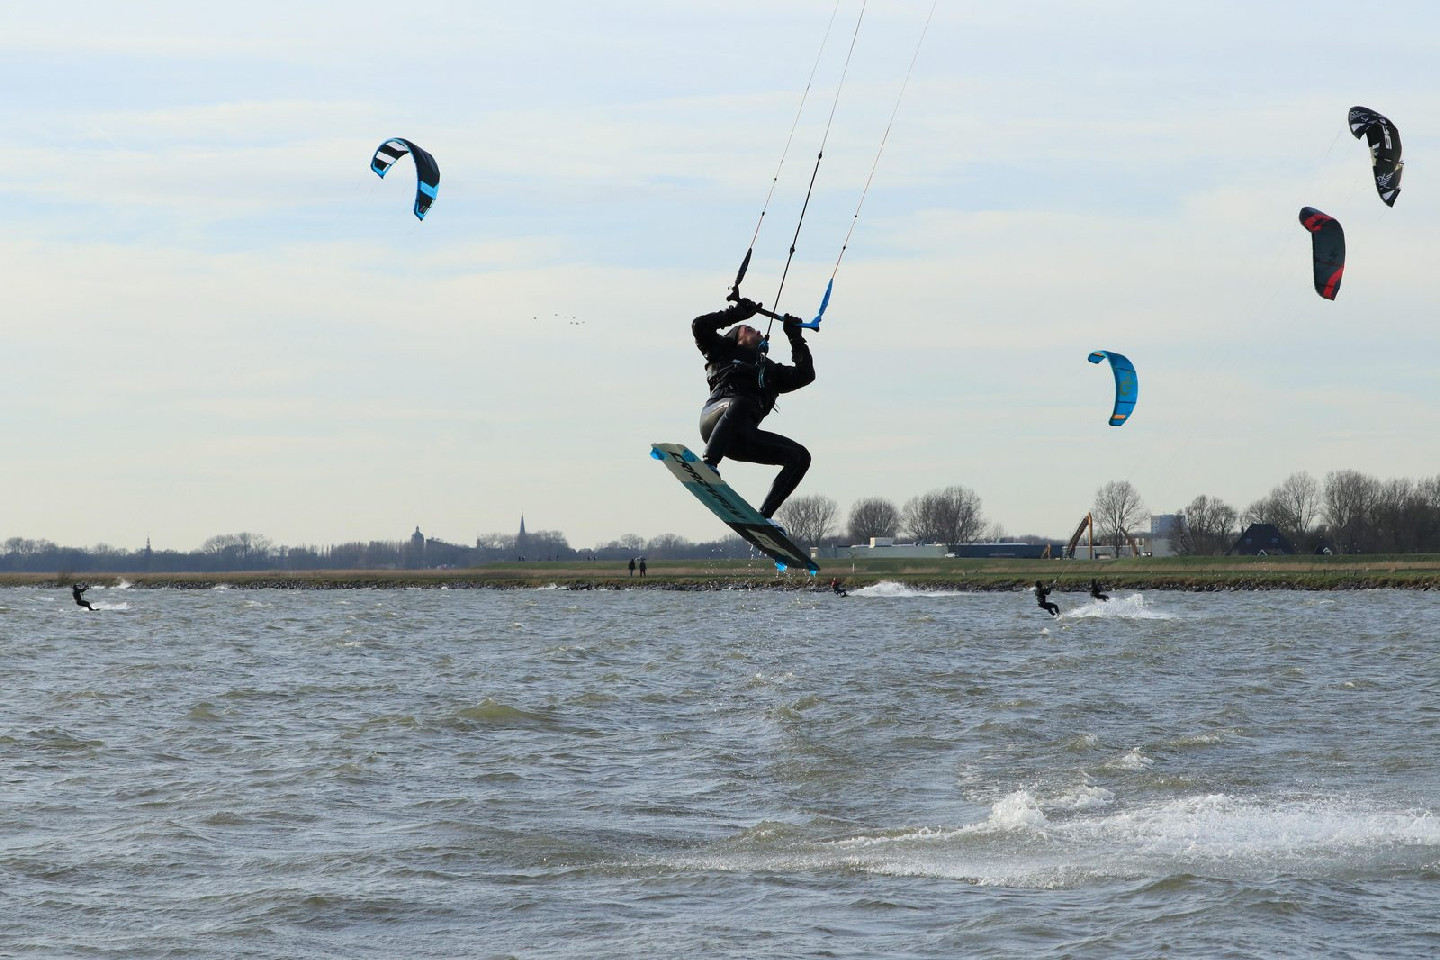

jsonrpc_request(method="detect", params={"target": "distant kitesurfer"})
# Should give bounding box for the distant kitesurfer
[72,583,93,610]
[1090,579,1109,602]
[829,577,847,598]
[693,297,815,518]
[1034,580,1059,618]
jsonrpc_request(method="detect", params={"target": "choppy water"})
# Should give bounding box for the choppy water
[2,583,1436,958]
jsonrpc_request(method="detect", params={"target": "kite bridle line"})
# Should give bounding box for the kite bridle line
[729,0,843,304]
[802,0,936,331]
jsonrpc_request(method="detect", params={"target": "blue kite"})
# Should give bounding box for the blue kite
[370,137,440,220]
[1088,350,1138,426]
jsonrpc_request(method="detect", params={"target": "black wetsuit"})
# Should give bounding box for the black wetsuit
[829,578,847,598]
[1035,581,1059,618]
[72,584,93,610]
[693,300,815,518]
[1089,580,1109,602]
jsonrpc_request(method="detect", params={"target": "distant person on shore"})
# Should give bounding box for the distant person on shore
[1034,580,1059,618]
[628,558,636,578]
[1090,580,1109,602]
[638,558,647,577]
[829,577,847,598]
[72,583,93,610]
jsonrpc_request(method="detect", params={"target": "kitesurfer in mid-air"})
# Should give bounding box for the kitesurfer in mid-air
[1090,580,1109,602]
[72,583,93,610]
[1034,580,1059,618]
[693,297,815,519]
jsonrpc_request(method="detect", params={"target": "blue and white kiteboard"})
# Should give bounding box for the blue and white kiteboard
[650,443,818,575]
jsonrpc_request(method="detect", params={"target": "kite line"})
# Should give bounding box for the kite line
[803,0,936,330]
[763,0,868,334]
[729,0,843,303]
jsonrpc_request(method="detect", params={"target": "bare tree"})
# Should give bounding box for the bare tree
[952,489,987,544]
[198,532,274,568]
[4,537,55,555]
[1175,494,1239,555]
[1241,493,1283,529]
[846,497,900,544]
[201,534,239,556]
[644,533,692,559]
[1274,472,1321,540]
[1244,472,1319,548]
[1092,481,1148,554]
[901,486,986,544]
[776,494,839,548]
[236,532,273,560]
[1323,469,1380,552]
[525,530,572,560]
[1368,477,1427,553]
[473,533,518,561]
[1414,475,1440,550]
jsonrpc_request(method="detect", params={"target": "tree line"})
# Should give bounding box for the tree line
[775,468,1440,557]
[772,482,1126,552]
[1174,470,1440,555]
[5,468,1438,573]
[0,528,760,573]
[774,486,1000,551]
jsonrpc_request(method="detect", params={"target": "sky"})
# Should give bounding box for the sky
[3,1,1438,553]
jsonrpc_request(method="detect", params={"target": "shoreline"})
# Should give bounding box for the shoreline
[4,554,1440,592]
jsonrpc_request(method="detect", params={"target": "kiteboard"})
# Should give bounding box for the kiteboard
[650,443,818,575]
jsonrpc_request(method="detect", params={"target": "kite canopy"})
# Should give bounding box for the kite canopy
[1088,350,1138,427]
[1298,206,1345,300]
[1348,106,1403,207]
[370,138,440,220]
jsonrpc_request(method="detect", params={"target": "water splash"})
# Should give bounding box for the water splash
[853,580,972,599]
[1063,593,1176,620]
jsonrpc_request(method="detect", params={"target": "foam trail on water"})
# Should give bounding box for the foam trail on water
[852,580,974,599]
[672,789,1440,890]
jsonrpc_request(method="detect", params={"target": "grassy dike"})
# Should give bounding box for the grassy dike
[4,554,1440,590]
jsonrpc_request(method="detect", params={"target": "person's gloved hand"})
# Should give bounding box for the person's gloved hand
[731,297,761,320]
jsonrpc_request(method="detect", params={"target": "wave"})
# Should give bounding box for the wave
[1103,748,1154,771]
[442,698,591,736]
